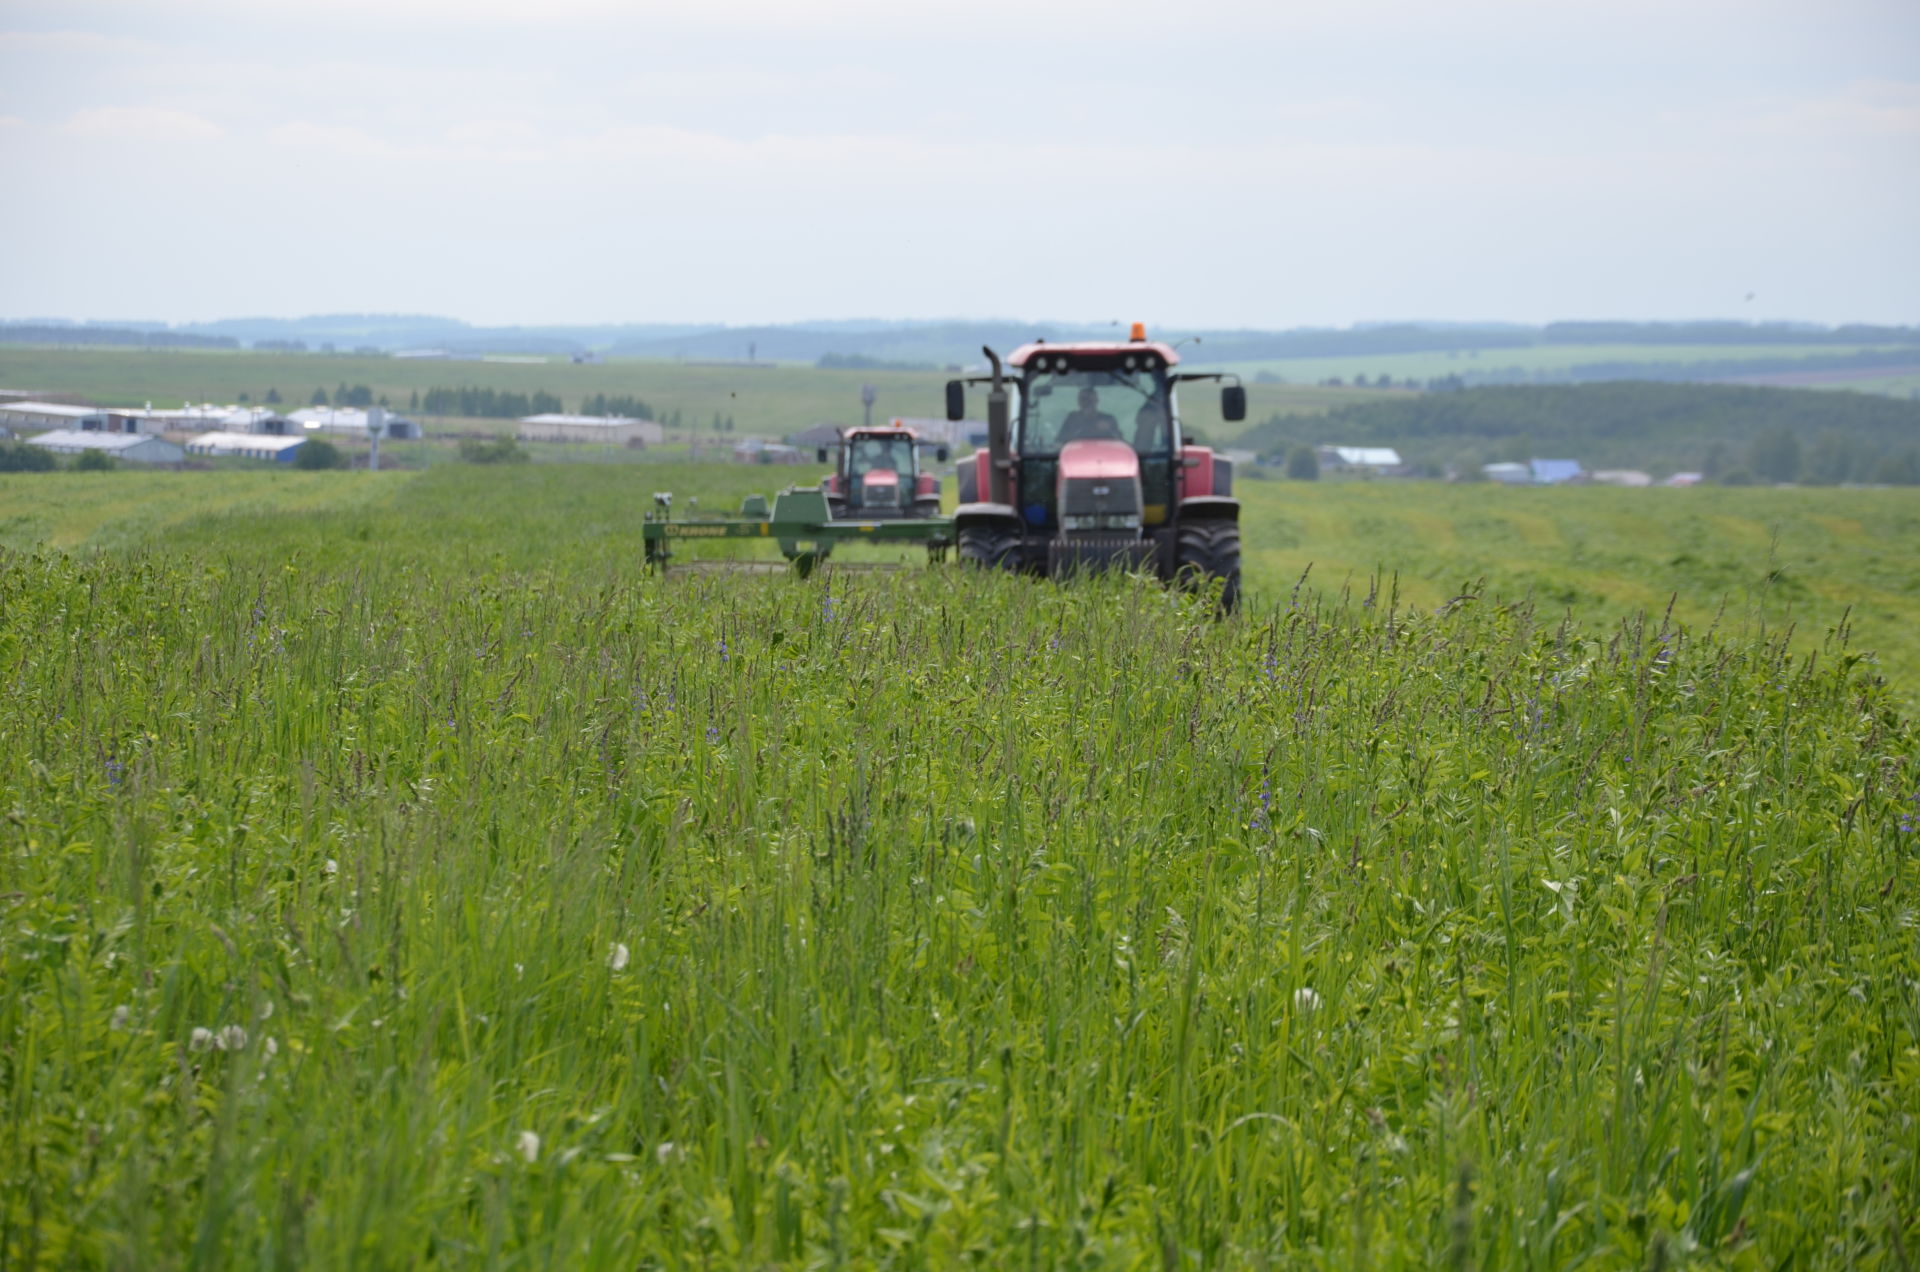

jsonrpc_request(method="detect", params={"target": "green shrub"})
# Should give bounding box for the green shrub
[1285,443,1320,480]
[457,437,529,464]
[293,437,344,469]
[72,448,117,472]
[0,441,57,472]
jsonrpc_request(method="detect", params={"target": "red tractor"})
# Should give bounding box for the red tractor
[946,324,1246,608]
[816,420,948,519]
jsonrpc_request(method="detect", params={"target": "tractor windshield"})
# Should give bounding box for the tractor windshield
[848,434,915,476]
[1020,365,1171,456]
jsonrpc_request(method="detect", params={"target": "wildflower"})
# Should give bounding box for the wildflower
[323,859,339,877]
[517,1130,540,1163]
[263,1036,279,1058]
[109,1005,131,1031]
[1293,987,1323,1013]
[608,942,630,972]
[655,1140,678,1165]
[104,757,125,790]
[706,725,721,746]
[717,637,729,662]
[217,1025,249,1051]
[189,1027,215,1051]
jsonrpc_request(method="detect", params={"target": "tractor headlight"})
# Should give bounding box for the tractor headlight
[1061,513,1143,532]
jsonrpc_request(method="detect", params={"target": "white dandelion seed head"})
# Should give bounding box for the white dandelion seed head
[516,1130,540,1163]
[188,1026,215,1052]
[608,942,630,972]
[656,1141,677,1165]
[1294,987,1323,1013]
[264,1036,279,1057]
[217,1025,249,1052]
[323,858,338,876]
[110,1005,131,1031]
[257,999,275,1021]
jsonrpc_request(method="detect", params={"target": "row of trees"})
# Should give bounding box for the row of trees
[578,393,655,419]
[418,387,563,418]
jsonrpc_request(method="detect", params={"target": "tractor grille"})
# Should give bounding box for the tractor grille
[863,484,899,507]
[1047,536,1156,577]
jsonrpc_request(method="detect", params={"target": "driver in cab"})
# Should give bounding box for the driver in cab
[1058,387,1121,444]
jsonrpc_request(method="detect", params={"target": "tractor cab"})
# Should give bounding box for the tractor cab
[818,420,947,519]
[945,323,1247,608]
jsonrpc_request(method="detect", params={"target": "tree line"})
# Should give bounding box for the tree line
[1243,382,1920,483]
[418,387,564,418]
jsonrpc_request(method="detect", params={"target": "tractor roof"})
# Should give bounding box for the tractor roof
[1006,340,1182,368]
[842,420,926,441]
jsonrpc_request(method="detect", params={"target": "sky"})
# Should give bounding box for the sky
[1,0,1916,329]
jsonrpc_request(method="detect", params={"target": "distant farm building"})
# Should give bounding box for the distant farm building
[1,401,111,433]
[517,414,662,446]
[120,404,277,434]
[287,407,423,439]
[1317,445,1403,475]
[1664,472,1704,487]
[1529,459,1585,485]
[185,433,310,462]
[25,430,184,464]
[1483,462,1531,485]
[1590,469,1652,487]
[790,422,848,450]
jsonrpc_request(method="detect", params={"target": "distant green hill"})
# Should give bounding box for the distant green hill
[1243,381,1920,482]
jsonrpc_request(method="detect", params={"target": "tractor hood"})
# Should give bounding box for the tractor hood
[1057,439,1139,481]
[1056,440,1143,533]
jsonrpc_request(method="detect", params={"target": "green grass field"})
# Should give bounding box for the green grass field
[1213,342,1918,389]
[3,466,1918,1267]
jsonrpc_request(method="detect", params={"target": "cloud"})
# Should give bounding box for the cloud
[63,105,224,141]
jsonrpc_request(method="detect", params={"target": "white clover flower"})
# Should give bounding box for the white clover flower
[323,859,339,877]
[655,1140,678,1165]
[217,1025,249,1052]
[1293,987,1323,1013]
[517,1130,541,1163]
[608,943,630,972]
[189,1027,215,1051]
[109,1005,131,1031]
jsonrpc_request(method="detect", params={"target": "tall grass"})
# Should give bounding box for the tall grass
[1,467,1916,1267]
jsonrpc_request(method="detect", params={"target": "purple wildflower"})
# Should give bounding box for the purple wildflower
[105,756,124,790]
[706,725,721,745]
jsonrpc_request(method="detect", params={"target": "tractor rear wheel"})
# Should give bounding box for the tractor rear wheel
[1174,521,1241,612]
[958,524,1022,571]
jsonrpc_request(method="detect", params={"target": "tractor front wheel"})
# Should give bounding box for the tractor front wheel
[1174,521,1241,612]
[958,524,1022,571]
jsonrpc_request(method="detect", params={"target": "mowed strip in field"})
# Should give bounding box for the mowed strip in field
[7,466,1912,704]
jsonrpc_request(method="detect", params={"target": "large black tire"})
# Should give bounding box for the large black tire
[958,524,1022,571]
[1174,521,1241,613]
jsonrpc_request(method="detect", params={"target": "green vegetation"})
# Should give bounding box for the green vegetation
[0,442,58,473]
[292,437,345,470]
[3,466,1918,1266]
[0,348,1394,445]
[456,437,531,465]
[1245,382,1920,479]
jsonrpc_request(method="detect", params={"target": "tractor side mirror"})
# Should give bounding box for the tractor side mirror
[1222,385,1247,422]
[816,447,828,463]
[945,380,965,422]
[935,445,950,463]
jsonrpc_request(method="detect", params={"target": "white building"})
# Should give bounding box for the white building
[185,432,311,462]
[517,413,663,446]
[286,406,423,439]
[119,404,275,434]
[1590,469,1652,488]
[1,401,111,433]
[25,430,185,464]
[1318,445,1403,473]
[1483,462,1531,485]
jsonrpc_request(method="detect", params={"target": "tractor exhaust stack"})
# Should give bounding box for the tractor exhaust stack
[983,345,1012,506]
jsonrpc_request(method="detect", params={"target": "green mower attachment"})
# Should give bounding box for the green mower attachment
[643,487,954,578]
